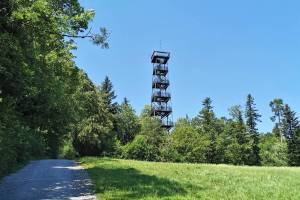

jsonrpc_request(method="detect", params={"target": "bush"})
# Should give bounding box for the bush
[0,103,45,177]
[259,134,288,166]
[160,138,183,162]
[171,119,210,163]
[59,139,78,160]
[121,135,159,161]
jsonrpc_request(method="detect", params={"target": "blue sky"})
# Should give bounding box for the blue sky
[74,0,300,132]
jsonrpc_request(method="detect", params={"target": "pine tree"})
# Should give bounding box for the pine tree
[98,76,119,144]
[282,104,299,139]
[269,98,284,141]
[192,97,220,163]
[221,105,252,165]
[72,72,114,156]
[282,104,300,166]
[116,98,141,145]
[98,76,118,114]
[245,94,261,165]
[192,97,215,132]
[287,129,300,166]
[229,105,250,146]
[201,97,214,128]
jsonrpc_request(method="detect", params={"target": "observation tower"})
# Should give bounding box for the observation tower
[150,51,173,131]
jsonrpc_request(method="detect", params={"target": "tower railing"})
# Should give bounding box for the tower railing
[153,77,169,85]
[153,65,168,76]
[161,119,174,130]
[154,64,168,71]
[152,51,171,58]
[152,105,172,112]
[152,91,171,98]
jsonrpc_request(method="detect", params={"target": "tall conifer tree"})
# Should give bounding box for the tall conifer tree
[245,94,261,165]
[98,76,118,114]
[282,104,299,139]
[282,104,300,165]
[116,98,141,145]
[192,97,220,163]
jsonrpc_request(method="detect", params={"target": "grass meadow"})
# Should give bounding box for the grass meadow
[79,157,300,200]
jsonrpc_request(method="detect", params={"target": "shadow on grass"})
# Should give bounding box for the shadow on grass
[86,166,201,199]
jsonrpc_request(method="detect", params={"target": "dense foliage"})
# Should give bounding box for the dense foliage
[103,90,299,167]
[0,0,109,176]
[113,96,299,167]
[1,0,300,178]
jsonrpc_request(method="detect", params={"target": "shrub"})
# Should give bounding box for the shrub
[160,138,183,162]
[259,134,288,166]
[121,135,159,161]
[59,139,78,160]
[171,119,210,163]
[0,103,45,177]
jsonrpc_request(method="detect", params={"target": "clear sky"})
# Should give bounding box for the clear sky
[74,0,299,133]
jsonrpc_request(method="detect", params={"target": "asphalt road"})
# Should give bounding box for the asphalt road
[0,159,97,200]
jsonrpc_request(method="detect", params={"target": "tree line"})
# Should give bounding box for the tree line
[1,0,300,177]
[81,79,300,167]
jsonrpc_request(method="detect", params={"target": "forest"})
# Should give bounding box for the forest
[1,0,300,178]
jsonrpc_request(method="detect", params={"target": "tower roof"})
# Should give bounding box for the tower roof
[151,51,170,64]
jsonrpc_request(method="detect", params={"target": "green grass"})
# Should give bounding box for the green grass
[79,157,300,200]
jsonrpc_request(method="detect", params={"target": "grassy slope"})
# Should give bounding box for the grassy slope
[79,157,300,200]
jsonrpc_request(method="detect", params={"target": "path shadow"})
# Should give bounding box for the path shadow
[36,162,96,200]
[86,166,201,199]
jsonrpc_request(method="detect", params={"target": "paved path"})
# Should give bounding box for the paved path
[0,159,97,200]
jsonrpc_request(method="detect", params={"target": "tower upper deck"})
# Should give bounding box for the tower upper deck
[151,51,170,64]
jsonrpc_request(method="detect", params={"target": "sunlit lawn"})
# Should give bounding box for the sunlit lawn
[79,157,300,200]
